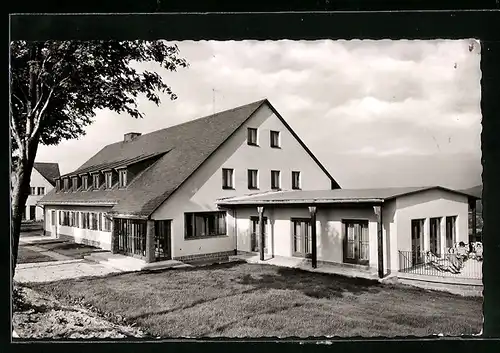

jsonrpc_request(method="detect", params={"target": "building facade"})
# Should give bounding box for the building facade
[38,99,478,278]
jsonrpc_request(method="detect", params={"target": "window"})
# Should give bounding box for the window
[98,213,103,231]
[445,216,457,249]
[30,187,36,195]
[69,211,74,227]
[60,211,70,226]
[55,179,61,191]
[72,177,79,191]
[82,176,89,190]
[271,170,281,190]
[103,214,112,232]
[37,187,45,195]
[247,128,258,146]
[185,212,227,238]
[118,169,127,188]
[105,172,113,189]
[91,212,99,230]
[247,169,259,189]
[222,168,234,189]
[292,171,301,190]
[93,173,100,189]
[270,130,280,148]
[63,178,69,191]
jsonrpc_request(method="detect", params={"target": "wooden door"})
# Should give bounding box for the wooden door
[250,217,267,253]
[343,220,369,265]
[155,220,172,261]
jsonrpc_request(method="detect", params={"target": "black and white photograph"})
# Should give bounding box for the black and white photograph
[10,32,484,338]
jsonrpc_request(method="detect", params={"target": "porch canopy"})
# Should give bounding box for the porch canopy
[216,186,480,278]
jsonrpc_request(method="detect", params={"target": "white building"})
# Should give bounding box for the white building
[38,99,478,278]
[17,162,60,221]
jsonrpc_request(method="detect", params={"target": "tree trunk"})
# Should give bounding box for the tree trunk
[11,140,40,277]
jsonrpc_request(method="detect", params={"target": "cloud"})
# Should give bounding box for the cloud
[34,39,482,189]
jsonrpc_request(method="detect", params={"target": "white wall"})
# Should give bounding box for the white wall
[44,205,113,250]
[25,168,55,221]
[151,103,333,258]
[382,200,398,272]
[395,189,469,255]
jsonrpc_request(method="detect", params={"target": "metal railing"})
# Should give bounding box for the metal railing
[399,250,482,280]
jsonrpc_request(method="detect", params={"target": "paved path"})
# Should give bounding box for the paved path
[14,259,121,283]
[22,244,73,261]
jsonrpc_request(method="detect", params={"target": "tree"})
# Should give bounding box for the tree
[10,40,188,275]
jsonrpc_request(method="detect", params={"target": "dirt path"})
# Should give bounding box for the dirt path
[13,285,149,339]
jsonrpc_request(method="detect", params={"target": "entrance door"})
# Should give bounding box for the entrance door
[411,219,425,265]
[155,220,172,261]
[250,217,267,253]
[445,216,456,249]
[292,218,312,258]
[50,210,57,236]
[343,220,369,265]
[29,206,36,220]
[429,217,441,255]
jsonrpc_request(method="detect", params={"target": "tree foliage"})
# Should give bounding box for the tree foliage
[10,40,188,156]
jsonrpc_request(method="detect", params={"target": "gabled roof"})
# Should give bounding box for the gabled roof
[216,186,480,206]
[39,99,339,217]
[33,162,60,186]
[460,184,482,199]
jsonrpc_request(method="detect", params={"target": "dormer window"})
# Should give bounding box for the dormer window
[63,178,70,191]
[105,171,113,189]
[72,176,80,191]
[82,175,89,190]
[56,179,61,192]
[118,169,127,188]
[92,173,100,189]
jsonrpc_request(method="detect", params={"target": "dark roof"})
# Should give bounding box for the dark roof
[216,186,480,206]
[34,162,60,186]
[460,185,482,199]
[39,99,339,217]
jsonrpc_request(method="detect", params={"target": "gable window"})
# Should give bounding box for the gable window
[118,169,127,188]
[270,130,281,148]
[30,187,36,195]
[185,212,227,239]
[248,169,259,189]
[247,128,258,146]
[292,171,301,190]
[271,170,281,190]
[222,168,234,189]
[82,175,89,190]
[105,172,113,189]
[37,187,45,195]
[93,173,100,189]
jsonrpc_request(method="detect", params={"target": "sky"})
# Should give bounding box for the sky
[35,39,482,190]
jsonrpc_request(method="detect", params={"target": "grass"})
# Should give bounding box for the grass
[36,242,100,259]
[17,247,54,264]
[29,262,483,338]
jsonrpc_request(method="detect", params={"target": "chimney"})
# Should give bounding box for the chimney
[124,132,142,142]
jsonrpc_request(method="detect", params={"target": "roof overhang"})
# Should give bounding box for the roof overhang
[217,198,385,207]
[37,200,118,207]
[106,212,149,220]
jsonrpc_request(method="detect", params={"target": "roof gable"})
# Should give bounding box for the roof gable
[40,99,340,217]
[33,162,60,186]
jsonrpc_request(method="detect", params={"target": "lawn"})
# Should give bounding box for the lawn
[17,247,54,264]
[29,262,483,338]
[36,241,101,259]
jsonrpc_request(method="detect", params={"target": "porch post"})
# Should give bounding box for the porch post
[469,199,477,243]
[309,206,317,269]
[374,205,384,278]
[145,219,155,263]
[111,218,118,254]
[257,206,265,261]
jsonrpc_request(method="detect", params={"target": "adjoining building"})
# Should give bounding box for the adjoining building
[38,99,479,279]
[13,162,60,221]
